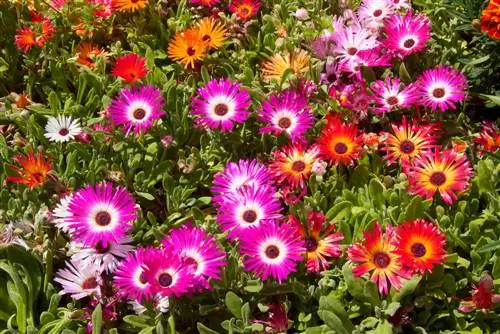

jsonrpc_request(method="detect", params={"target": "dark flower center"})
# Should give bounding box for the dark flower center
[327,73,337,82]
[411,243,427,257]
[399,140,415,154]
[265,245,280,259]
[239,7,250,16]
[292,160,306,172]
[374,252,390,268]
[430,171,446,186]
[334,142,348,154]
[403,38,416,49]
[133,108,146,120]
[32,172,45,183]
[82,277,98,290]
[214,103,229,116]
[202,34,211,42]
[347,47,358,56]
[139,272,147,284]
[305,237,318,252]
[187,47,196,56]
[95,211,112,226]
[94,241,110,254]
[278,117,292,129]
[242,209,258,223]
[131,0,139,3]
[184,257,199,271]
[386,96,399,106]
[432,88,446,98]
[59,128,69,136]
[373,9,383,17]
[158,273,173,287]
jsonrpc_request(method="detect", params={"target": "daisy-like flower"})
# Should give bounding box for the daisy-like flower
[268,142,319,189]
[331,25,379,61]
[52,194,75,233]
[239,220,305,283]
[75,43,106,69]
[211,159,274,206]
[191,78,251,132]
[54,259,102,300]
[44,115,82,143]
[347,223,410,295]
[112,0,147,12]
[167,29,208,69]
[229,0,261,21]
[108,85,165,136]
[196,18,227,50]
[393,220,447,274]
[190,0,220,7]
[114,247,155,301]
[15,13,56,53]
[143,249,192,297]
[217,185,283,240]
[337,47,392,79]
[15,26,37,53]
[459,273,500,313]
[112,53,149,84]
[7,149,52,188]
[473,122,500,156]
[66,181,137,247]
[414,65,468,112]
[357,0,395,30]
[88,0,114,18]
[316,115,363,166]
[289,211,343,273]
[481,0,500,39]
[71,236,135,273]
[262,50,310,81]
[391,0,411,10]
[384,12,431,57]
[382,118,439,165]
[162,225,226,291]
[371,77,416,113]
[258,89,313,142]
[406,149,473,205]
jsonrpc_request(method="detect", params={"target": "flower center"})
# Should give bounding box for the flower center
[81,277,98,290]
[304,237,318,252]
[139,272,147,284]
[265,245,280,259]
[432,88,446,98]
[59,128,69,136]
[278,117,292,129]
[184,257,199,271]
[133,108,146,120]
[202,34,211,42]
[187,47,196,56]
[374,252,390,268]
[411,243,427,257]
[158,273,173,287]
[399,140,415,154]
[32,172,45,183]
[373,9,383,17]
[214,103,229,116]
[291,160,306,172]
[386,96,399,106]
[95,211,112,226]
[94,241,110,254]
[334,142,348,154]
[239,6,250,16]
[347,47,358,56]
[242,209,258,223]
[430,171,446,186]
[403,38,416,49]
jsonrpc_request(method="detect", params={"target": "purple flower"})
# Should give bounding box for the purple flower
[384,12,431,58]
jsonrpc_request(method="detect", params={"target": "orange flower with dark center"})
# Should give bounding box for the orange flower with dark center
[113,0,148,12]
[229,0,261,21]
[7,150,53,189]
[481,0,500,39]
[76,43,106,69]
[167,29,208,68]
[196,18,227,50]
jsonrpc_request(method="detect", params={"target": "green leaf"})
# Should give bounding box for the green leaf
[317,310,348,334]
[123,315,152,328]
[91,304,102,334]
[136,192,155,201]
[368,178,385,208]
[480,94,500,106]
[477,240,500,253]
[197,323,220,334]
[325,201,352,221]
[243,280,263,293]
[225,291,243,319]
[241,303,251,326]
[318,295,353,331]
[392,276,420,302]
[342,263,365,300]
[368,320,393,334]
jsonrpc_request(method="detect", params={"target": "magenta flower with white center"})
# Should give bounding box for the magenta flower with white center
[108,85,165,136]
[54,259,102,300]
[371,76,417,113]
[211,159,274,206]
[258,89,313,142]
[384,12,431,58]
[338,47,391,80]
[114,246,155,302]
[357,0,395,30]
[239,220,305,283]
[67,181,137,248]
[162,225,226,291]
[191,78,251,132]
[414,65,468,112]
[217,184,283,240]
[331,25,379,62]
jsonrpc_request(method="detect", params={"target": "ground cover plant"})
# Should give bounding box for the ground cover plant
[0,0,499,333]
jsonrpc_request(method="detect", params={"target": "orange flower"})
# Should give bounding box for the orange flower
[229,0,261,21]
[167,29,208,68]
[113,0,148,12]
[481,0,500,39]
[262,50,310,81]
[196,18,227,50]
[72,22,93,39]
[14,12,56,53]
[76,43,106,69]
[7,150,53,189]
[15,94,31,109]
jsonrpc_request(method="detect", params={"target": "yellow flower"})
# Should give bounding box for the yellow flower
[262,50,309,81]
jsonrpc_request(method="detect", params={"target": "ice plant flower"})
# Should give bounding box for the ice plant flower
[239,220,305,283]
[162,225,226,291]
[371,77,417,113]
[52,194,75,233]
[7,149,52,188]
[384,12,431,57]
[88,0,114,17]
[254,302,289,332]
[316,115,363,166]
[54,260,102,300]
[382,117,439,165]
[196,18,227,50]
[190,0,220,7]
[459,273,500,313]
[167,29,208,69]
[66,181,137,247]
[414,65,468,112]
[331,25,379,61]
[108,85,165,136]
[393,220,447,274]
[112,0,148,12]
[211,159,273,206]
[473,122,500,156]
[406,149,473,205]
[112,53,148,84]
[481,0,500,39]
[289,211,343,273]
[347,223,409,295]
[15,12,56,53]
[75,43,106,69]
[262,50,310,81]
[357,0,395,30]
[268,143,319,189]
[44,115,82,143]
[258,89,313,142]
[217,185,283,240]
[191,78,251,132]
[229,0,261,21]
[114,247,155,301]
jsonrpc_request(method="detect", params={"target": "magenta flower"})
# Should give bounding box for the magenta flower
[358,0,395,30]
[331,25,379,61]
[114,247,155,301]
[384,12,431,57]
[371,76,417,113]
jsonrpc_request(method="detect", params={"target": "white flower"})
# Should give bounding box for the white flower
[294,8,309,21]
[44,115,82,142]
[54,259,102,300]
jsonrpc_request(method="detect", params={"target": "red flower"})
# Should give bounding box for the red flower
[459,273,500,313]
[229,0,261,21]
[481,0,500,39]
[7,150,53,188]
[112,53,149,83]
[15,12,56,53]
[473,122,500,156]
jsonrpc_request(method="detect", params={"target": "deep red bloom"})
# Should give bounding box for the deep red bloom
[253,302,289,332]
[459,273,500,313]
[473,122,500,157]
[7,150,53,188]
[111,53,148,83]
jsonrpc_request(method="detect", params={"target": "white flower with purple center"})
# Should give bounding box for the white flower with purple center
[44,115,82,143]
[331,25,379,62]
[384,12,431,58]
[371,76,417,113]
[52,194,74,233]
[357,0,395,30]
[54,259,102,300]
